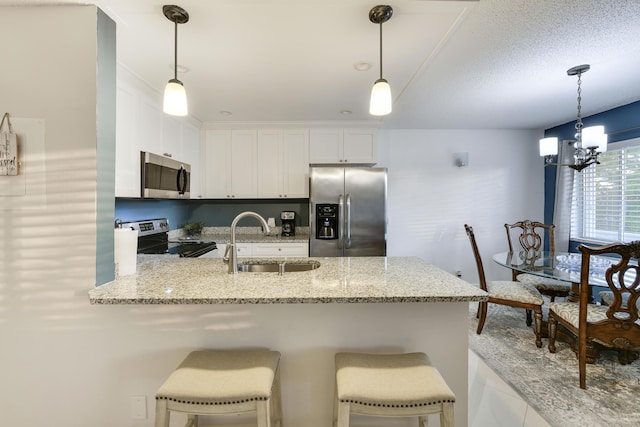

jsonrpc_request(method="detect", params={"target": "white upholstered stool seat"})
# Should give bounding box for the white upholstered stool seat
[334,352,455,427]
[155,350,282,427]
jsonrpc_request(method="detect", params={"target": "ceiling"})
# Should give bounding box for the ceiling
[6,0,640,130]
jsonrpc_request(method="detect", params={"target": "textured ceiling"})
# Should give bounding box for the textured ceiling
[5,0,640,130]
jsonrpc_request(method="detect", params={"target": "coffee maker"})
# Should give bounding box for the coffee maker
[281,211,296,237]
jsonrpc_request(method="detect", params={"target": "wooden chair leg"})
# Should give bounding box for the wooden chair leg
[271,368,283,427]
[476,301,488,334]
[419,414,428,426]
[154,399,169,427]
[256,399,271,427]
[579,332,587,389]
[525,309,532,326]
[533,307,543,348]
[336,401,350,427]
[548,315,557,353]
[441,402,455,427]
[185,415,198,427]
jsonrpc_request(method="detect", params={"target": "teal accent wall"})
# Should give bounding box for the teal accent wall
[96,9,116,285]
[115,198,309,229]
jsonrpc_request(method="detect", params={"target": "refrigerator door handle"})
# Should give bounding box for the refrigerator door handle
[345,193,352,248]
[338,194,344,249]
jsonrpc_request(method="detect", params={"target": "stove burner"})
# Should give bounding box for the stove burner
[118,218,217,258]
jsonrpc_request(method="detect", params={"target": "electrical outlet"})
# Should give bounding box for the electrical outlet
[455,270,462,278]
[131,395,147,420]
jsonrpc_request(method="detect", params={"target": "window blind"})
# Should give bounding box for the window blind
[571,137,640,243]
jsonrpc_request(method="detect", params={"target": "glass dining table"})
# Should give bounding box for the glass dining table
[492,251,612,303]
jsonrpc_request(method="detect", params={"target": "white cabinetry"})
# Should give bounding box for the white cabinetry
[257,129,309,198]
[309,128,377,165]
[216,242,308,258]
[202,130,257,199]
[253,242,308,257]
[115,70,200,198]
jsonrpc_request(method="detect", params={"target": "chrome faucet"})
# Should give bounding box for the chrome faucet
[225,211,271,274]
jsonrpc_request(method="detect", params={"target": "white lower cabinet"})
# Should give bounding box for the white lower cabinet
[252,242,309,257]
[215,242,308,258]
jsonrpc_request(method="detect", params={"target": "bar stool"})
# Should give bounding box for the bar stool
[155,349,282,427]
[334,352,455,427]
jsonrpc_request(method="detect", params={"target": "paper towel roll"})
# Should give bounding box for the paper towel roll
[114,228,139,276]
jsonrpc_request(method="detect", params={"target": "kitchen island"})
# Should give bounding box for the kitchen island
[89,256,486,427]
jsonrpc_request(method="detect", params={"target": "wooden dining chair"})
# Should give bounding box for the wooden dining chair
[548,241,640,389]
[465,224,544,348]
[504,220,571,301]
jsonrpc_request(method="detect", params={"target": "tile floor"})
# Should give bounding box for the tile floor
[468,349,551,427]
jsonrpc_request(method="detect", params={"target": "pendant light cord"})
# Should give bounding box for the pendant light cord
[173,20,178,81]
[378,22,383,80]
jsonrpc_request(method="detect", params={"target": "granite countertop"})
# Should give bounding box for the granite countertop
[170,226,310,244]
[89,256,487,305]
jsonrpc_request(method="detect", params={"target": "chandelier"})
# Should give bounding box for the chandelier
[539,64,607,172]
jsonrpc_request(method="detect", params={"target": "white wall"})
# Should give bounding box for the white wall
[0,6,545,427]
[378,129,544,282]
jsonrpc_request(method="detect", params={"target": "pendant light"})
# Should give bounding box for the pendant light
[539,64,608,171]
[369,5,393,116]
[163,5,189,116]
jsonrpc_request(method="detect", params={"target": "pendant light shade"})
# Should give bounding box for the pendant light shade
[369,5,393,116]
[370,78,392,116]
[163,5,189,116]
[164,79,188,116]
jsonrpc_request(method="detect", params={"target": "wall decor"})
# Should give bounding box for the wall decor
[0,112,18,176]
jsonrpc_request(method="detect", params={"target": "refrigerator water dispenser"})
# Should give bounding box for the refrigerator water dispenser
[316,204,338,239]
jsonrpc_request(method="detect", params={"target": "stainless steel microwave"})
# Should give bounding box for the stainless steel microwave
[140,151,190,199]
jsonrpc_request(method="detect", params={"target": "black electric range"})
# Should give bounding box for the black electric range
[118,218,217,258]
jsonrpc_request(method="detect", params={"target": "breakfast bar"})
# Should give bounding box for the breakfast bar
[89,256,486,427]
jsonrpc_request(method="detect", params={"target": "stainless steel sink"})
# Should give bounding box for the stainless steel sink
[237,260,320,274]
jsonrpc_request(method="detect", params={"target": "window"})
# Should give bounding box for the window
[571,137,640,243]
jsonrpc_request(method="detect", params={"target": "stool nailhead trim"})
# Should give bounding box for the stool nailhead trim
[339,399,455,408]
[157,396,268,405]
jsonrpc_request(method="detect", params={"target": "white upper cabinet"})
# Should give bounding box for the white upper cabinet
[230,130,258,198]
[309,128,377,165]
[202,129,258,199]
[258,129,309,198]
[115,83,140,198]
[181,123,201,198]
[283,129,310,198]
[257,129,284,198]
[115,69,201,198]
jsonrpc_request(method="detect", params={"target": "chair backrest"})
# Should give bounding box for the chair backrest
[465,224,488,292]
[579,242,640,345]
[504,220,556,254]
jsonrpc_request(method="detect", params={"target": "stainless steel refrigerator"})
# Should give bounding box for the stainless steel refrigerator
[309,167,387,257]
